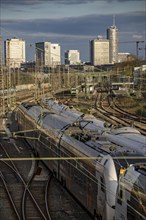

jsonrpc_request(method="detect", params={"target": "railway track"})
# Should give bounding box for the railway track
[0,170,22,220]
[0,115,93,220]
[22,166,52,220]
[48,92,146,136]
[0,142,54,220]
[0,144,48,220]
[0,142,26,220]
[0,88,52,115]
[95,92,146,135]
[107,95,146,123]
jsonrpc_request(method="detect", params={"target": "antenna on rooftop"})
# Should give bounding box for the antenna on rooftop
[113,15,116,26]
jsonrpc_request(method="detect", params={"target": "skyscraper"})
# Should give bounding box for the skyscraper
[35,42,61,67]
[65,50,81,65]
[107,18,118,64]
[90,38,109,65]
[4,38,26,68]
[51,43,61,66]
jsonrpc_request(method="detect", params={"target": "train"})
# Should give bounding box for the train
[44,98,146,155]
[104,126,146,155]
[44,97,110,133]
[115,163,146,220]
[16,102,146,220]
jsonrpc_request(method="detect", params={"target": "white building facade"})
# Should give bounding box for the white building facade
[35,42,61,67]
[65,50,81,65]
[107,25,118,64]
[118,53,131,63]
[90,38,109,65]
[50,44,61,66]
[4,38,25,68]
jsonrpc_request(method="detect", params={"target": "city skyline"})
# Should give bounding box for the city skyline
[0,0,145,62]
[35,41,61,66]
[4,38,26,68]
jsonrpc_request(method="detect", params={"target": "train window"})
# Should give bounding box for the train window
[100,177,105,192]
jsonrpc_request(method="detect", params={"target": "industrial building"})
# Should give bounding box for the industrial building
[90,38,109,65]
[118,52,131,63]
[107,25,118,64]
[65,50,81,65]
[4,38,26,68]
[35,42,61,67]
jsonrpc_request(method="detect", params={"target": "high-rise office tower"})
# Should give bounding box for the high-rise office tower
[35,42,61,67]
[65,50,81,65]
[4,38,26,68]
[50,44,61,66]
[107,17,118,64]
[90,38,109,65]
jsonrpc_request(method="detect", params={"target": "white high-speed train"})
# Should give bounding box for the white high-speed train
[45,98,146,155]
[115,163,146,220]
[16,102,146,220]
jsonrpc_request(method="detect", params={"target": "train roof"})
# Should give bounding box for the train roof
[42,113,72,134]
[20,103,145,157]
[46,98,84,121]
[19,102,146,178]
[60,127,144,180]
[27,105,44,121]
[21,103,107,134]
[104,131,146,156]
[45,99,108,134]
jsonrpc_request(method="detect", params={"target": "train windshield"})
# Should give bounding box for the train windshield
[113,153,146,179]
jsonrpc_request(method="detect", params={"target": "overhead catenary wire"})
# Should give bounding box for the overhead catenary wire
[1,110,146,219]
[0,156,145,161]
[0,147,145,218]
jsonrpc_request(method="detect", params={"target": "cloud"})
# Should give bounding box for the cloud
[1,9,145,61]
[2,15,104,37]
[1,0,143,6]
[2,11,144,37]
[1,0,96,6]
[132,34,143,39]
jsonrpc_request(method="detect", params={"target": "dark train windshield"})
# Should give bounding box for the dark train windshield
[113,152,146,179]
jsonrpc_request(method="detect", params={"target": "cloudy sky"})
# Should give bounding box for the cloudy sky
[0,0,145,62]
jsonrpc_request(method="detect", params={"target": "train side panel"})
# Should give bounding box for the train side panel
[17,106,99,217]
[115,164,146,220]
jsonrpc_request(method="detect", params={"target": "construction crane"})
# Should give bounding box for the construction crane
[119,40,144,59]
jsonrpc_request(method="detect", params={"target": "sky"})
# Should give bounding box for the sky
[0,0,146,63]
